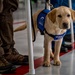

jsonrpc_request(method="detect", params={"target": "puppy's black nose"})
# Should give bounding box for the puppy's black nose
[63,23,68,29]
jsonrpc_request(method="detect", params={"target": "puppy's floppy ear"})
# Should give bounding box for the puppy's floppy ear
[70,9,75,21]
[48,8,57,23]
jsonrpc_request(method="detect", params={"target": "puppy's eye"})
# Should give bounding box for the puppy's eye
[58,15,62,18]
[67,14,70,17]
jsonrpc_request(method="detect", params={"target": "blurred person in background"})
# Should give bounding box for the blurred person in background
[50,0,75,51]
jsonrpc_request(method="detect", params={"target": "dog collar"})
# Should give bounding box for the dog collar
[45,29,66,40]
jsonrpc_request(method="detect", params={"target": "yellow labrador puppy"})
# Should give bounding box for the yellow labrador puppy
[14,6,75,67]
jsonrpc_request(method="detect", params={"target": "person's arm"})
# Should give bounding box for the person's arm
[0,0,3,13]
[8,0,19,12]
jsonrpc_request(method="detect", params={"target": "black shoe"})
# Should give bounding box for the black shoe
[0,65,16,74]
[0,56,16,74]
[60,46,68,52]
[62,44,72,50]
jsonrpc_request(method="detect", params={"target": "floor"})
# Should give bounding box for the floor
[13,22,75,75]
[26,50,75,75]
[2,1,75,75]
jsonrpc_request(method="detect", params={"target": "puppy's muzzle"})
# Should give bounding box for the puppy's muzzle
[63,22,68,29]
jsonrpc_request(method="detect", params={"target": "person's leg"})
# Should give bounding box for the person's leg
[0,33,14,73]
[0,13,29,65]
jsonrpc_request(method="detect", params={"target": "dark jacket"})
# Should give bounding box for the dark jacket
[51,0,75,10]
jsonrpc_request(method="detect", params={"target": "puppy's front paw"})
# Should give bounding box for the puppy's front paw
[53,60,61,66]
[43,61,50,67]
